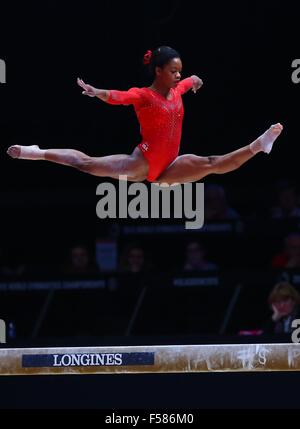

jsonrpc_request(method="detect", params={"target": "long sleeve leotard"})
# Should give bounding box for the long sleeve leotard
[106,77,193,182]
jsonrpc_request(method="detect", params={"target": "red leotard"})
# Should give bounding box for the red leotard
[106,77,193,182]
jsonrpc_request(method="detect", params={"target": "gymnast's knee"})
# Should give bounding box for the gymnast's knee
[72,155,94,173]
[207,155,240,174]
[185,154,215,170]
[206,155,222,173]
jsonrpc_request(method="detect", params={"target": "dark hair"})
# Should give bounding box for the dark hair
[144,46,181,79]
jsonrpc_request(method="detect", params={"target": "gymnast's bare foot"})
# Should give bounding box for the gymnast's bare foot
[250,123,283,154]
[7,145,44,160]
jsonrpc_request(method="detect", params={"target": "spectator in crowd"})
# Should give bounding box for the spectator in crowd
[119,243,153,273]
[271,183,300,219]
[272,232,300,269]
[204,184,240,221]
[183,240,218,271]
[63,245,99,275]
[263,282,300,334]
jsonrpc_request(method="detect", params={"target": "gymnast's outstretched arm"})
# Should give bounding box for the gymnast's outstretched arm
[77,78,144,105]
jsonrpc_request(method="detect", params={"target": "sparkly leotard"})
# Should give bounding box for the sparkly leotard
[107,77,193,182]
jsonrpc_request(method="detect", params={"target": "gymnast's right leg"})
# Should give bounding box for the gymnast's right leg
[6,145,149,182]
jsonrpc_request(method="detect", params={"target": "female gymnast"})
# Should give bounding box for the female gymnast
[7,46,283,185]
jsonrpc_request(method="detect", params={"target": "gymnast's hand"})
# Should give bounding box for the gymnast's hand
[77,78,100,97]
[191,75,203,93]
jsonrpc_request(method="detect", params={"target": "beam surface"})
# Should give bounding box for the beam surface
[0,343,300,375]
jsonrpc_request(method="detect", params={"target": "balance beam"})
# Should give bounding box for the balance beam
[0,343,300,375]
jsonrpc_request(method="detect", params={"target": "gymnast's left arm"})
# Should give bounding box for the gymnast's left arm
[177,75,203,95]
[190,75,203,93]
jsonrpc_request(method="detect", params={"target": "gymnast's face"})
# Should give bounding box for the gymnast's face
[155,58,182,88]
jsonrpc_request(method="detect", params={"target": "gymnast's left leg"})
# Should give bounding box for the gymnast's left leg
[155,123,283,185]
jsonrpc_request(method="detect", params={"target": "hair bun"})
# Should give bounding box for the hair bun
[143,50,152,65]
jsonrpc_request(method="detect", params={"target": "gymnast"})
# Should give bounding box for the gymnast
[7,46,283,185]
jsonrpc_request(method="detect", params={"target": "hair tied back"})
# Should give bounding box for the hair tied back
[143,50,152,65]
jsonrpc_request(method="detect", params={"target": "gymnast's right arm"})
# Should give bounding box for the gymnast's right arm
[77,78,143,105]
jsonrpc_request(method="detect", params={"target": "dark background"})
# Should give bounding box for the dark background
[0,0,299,266]
[1,0,299,187]
[0,0,300,337]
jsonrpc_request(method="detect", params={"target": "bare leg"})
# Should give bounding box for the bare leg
[156,123,283,185]
[7,145,149,181]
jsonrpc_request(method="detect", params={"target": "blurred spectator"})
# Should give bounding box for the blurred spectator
[183,241,218,271]
[204,184,240,221]
[63,245,99,275]
[263,282,300,334]
[119,243,153,273]
[271,183,300,219]
[272,233,300,269]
